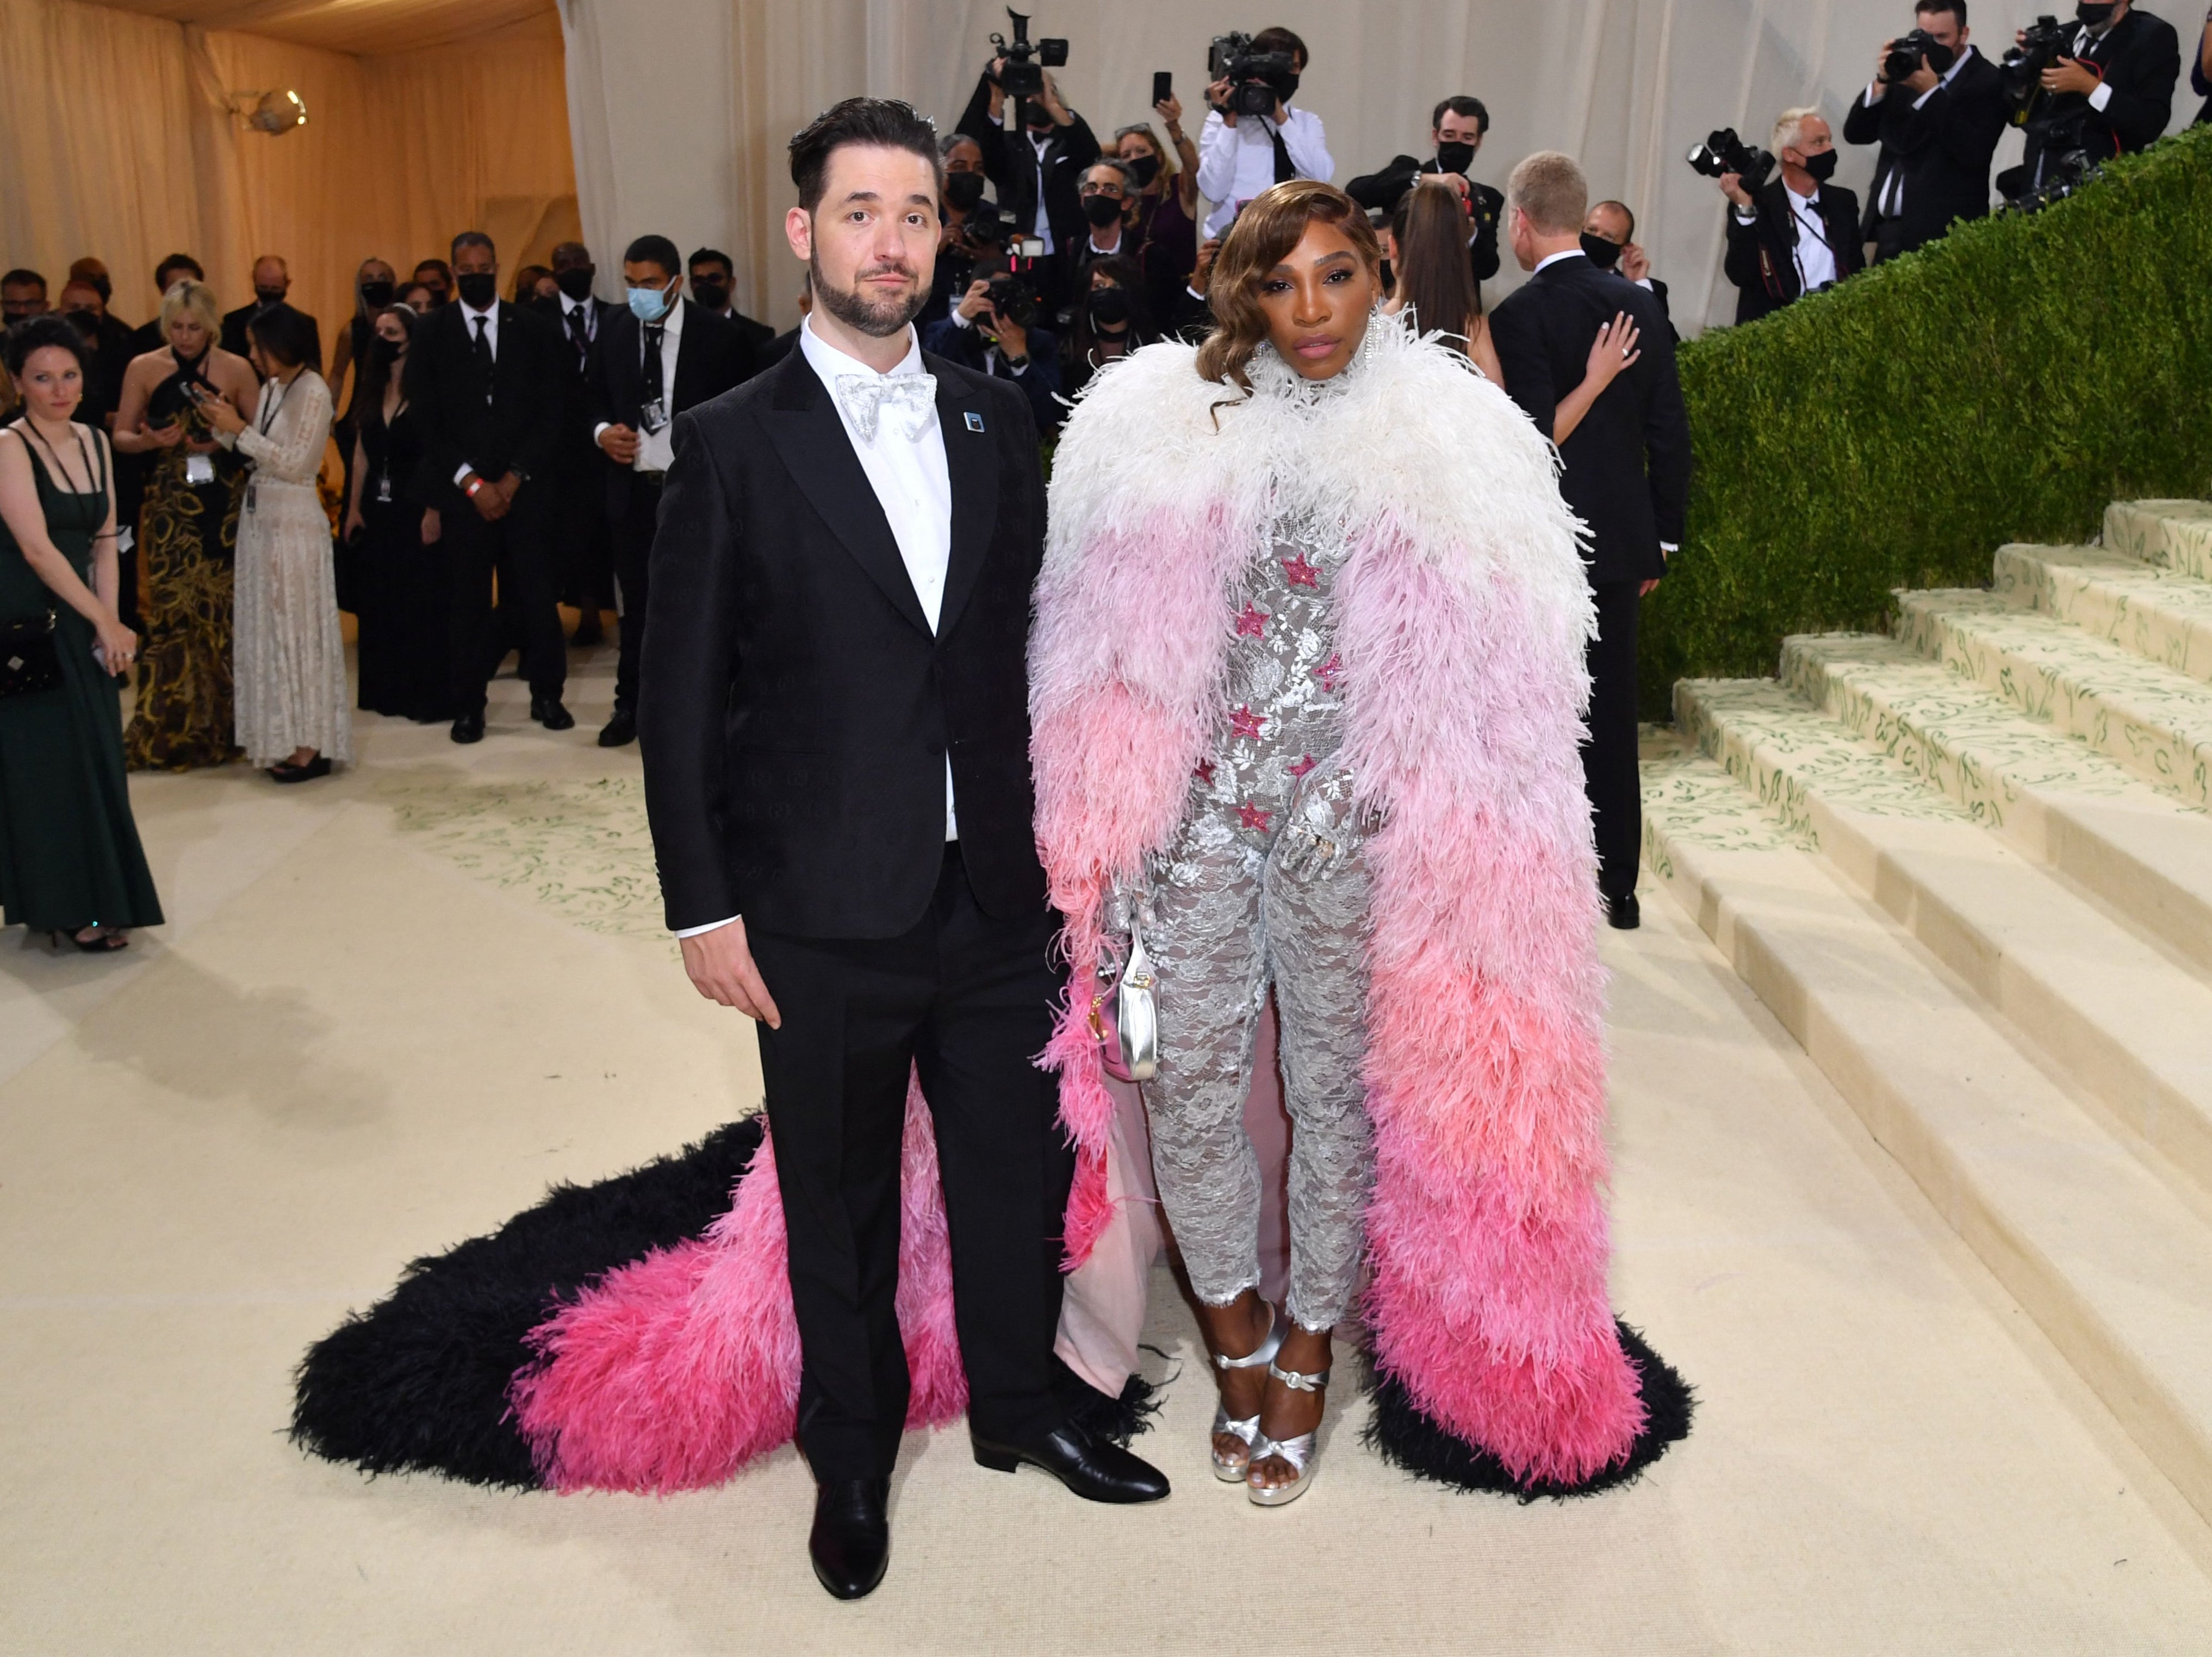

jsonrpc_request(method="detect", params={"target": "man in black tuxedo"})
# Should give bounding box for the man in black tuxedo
[1721,109,1865,325]
[639,98,1167,1602]
[1490,152,1692,931]
[955,59,1099,312]
[1347,95,1506,284]
[587,233,751,749]
[405,231,570,741]
[1581,200,1673,330]
[685,247,777,360]
[1845,2,2007,261]
[2010,0,2182,198]
[219,256,321,369]
[542,241,619,650]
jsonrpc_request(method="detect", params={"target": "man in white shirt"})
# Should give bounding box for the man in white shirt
[1718,109,1866,325]
[1196,26,1333,237]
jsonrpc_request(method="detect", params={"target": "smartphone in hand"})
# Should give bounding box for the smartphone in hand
[1153,71,1173,105]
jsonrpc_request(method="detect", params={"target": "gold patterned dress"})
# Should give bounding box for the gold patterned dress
[123,352,245,771]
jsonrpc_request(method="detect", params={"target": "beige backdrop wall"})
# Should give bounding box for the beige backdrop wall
[0,0,575,381]
[560,0,2202,337]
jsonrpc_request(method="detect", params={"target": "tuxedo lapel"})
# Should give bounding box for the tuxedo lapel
[931,360,999,641]
[763,348,934,637]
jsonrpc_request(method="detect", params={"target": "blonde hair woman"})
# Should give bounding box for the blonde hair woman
[1115,98,1201,298]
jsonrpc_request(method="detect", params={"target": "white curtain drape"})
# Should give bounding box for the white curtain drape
[560,0,2201,334]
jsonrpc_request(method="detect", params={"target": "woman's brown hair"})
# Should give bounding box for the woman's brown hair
[1194,178,1382,399]
[1389,178,1482,358]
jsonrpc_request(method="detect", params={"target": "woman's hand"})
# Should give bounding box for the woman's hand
[419,507,442,545]
[1155,92,1184,129]
[94,615,137,675]
[1583,313,1642,391]
[196,391,247,437]
[144,420,185,449]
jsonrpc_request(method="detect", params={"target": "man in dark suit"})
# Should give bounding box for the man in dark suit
[404,230,570,741]
[640,97,1166,1603]
[587,233,751,748]
[1844,2,2008,260]
[2010,0,2182,197]
[1581,199,1673,330]
[686,247,777,360]
[1721,109,1865,325]
[542,240,620,649]
[919,254,1064,436]
[955,59,1099,312]
[219,256,321,369]
[1347,94,1506,284]
[1490,152,1693,931]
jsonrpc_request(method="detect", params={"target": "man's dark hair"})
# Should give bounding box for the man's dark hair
[1,269,47,294]
[414,258,452,282]
[1431,95,1491,135]
[623,234,681,277]
[688,247,735,276]
[3,313,88,376]
[246,302,320,371]
[450,231,495,260]
[153,253,204,291]
[790,97,942,214]
[1916,0,1966,23]
[1251,26,1308,68]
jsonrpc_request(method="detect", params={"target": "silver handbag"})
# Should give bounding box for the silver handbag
[1090,910,1159,1083]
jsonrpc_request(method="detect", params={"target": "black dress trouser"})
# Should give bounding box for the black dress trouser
[747,845,1074,1481]
[1583,577,1643,901]
[443,489,565,713]
[611,473,662,717]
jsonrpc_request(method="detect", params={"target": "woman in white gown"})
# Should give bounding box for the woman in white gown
[202,303,350,781]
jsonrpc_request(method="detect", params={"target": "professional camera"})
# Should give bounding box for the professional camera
[1208,32,1298,119]
[2001,145,2099,212]
[2000,15,2071,119]
[1884,27,1958,82]
[1686,128,1775,192]
[985,270,1039,329]
[988,8,1067,100]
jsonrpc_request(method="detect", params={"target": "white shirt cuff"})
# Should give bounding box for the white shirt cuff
[452,463,473,486]
[674,915,741,938]
[1660,543,1678,555]
[1733,208,1757,223]
[1912,82,1941,109]
[2087,80,2114,113]
[1635,276,1654,291]
[949,307,975,330]
[591,422,611,443]
[1186,285,1206,302]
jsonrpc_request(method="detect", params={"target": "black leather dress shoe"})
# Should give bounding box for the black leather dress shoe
[450,712,485,744]
[809,1477,890,1600]
[1606,892,1641,931]
[971,1422,1170,1504]
[597,708,637,748]
[530,696,576,732]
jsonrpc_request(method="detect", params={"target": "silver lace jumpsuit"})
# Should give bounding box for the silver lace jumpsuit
[1138,507,1377,1334]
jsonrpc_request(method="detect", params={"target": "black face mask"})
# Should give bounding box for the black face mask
[371,335,402,366]
[66,310,100,340]
[944,170,987,210]
[254,286,287,308]
[1267,72,1300,103]
[359,279,395,309]
[690,277,728,311]
[1434,140,1477,177]
[1799,148,1839,184]
[2076,2,2117,27]
[554,267,597,301]
[1579,232,1624,270]
[422,286,448,308]
[1023,100,1055,129]
[1080,194,1124,228]
[1088,286,1132,327]
[455,271,498,309]
[1126,153,1160,190]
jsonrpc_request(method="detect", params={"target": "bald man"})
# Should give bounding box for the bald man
[220,255,322,367]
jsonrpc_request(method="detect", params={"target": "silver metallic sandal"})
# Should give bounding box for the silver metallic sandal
[1209,1300,1284,1483]
[1246,1359,1329,1508]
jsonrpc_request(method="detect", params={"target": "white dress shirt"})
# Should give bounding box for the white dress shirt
[591,300,685,474]
[675,316,958,940]
[1867,43,1982,216]
[1733,185,1838,295]
[558,293,598,345]
[451,297,501,485]
[1196,104,1333,236]
[1026,129,1059,253]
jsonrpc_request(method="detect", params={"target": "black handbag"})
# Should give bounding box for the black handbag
[0,611,65,699]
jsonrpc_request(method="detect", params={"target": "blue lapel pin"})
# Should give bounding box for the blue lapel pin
[964,410,986,433]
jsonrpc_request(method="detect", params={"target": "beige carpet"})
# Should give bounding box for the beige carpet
[3,647,2209,1655]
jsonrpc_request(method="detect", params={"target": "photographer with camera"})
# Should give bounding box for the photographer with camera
[2004,2,2181,201]
[922,254,1064,434]
[955,31,1100,313]
[1195,27,1332,238]
[1844,3,2006,261]
[1347,96,1506,284]
[924,133,1001,327]
[1717,110,1865,325]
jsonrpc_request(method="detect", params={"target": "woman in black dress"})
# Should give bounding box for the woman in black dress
[0,318,163,950]
[343,303,450,722]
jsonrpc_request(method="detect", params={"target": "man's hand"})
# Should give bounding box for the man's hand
[464,471,509,521]
[2042,56,2102,96]
[1641,577,1662,597]
[1872,39,1897,92]
[1619,241,1651,282]
[1719,171,1754,210]
[1040,70,1072,125]
[681,918,781,1027]
[983,308,1028,360]
[956,277,993,321]
[1901,59,1940,96]
[420,507,442,545]
[1207,76,1236,123]
[598,423,639,464]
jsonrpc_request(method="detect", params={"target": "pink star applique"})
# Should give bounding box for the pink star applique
[1192,758,1216,785]
[1313,653,1343,692]
[1235,603,1270,638]
[1238,800,1272,832]
[1288,753,1319,780]
[1229,705,1266,741]
[1282,552,1320,588]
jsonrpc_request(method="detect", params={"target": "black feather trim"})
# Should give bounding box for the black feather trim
[1363,1319,1694,1501]
[290,1117,767,1488]
[1054,1355,1164,1446]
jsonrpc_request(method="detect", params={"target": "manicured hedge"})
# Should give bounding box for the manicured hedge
[1642,121,2212,715]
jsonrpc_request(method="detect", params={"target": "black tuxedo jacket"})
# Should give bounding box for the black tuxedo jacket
[220,301,322,370]
[638,344,1050,938]
[1346,155,1505,283]
[1489,254,1691,587]
[956,73,1102,252]
[403,300,565,512]
[1843,47,2007,250]
[543,296,619,472]
[1723,178,1865,324]
[2022,8,2182,179]
[586,297,753,515]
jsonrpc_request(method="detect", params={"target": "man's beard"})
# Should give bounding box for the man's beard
[810,252,927,338]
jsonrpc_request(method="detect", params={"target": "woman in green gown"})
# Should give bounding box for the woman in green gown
[0,316,164,950]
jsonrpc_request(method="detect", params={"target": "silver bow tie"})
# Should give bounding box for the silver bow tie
[835,372,938,443]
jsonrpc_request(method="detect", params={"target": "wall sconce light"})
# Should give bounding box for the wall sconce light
[234,90,308,134]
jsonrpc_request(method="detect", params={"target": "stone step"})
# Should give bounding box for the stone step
[1893,590,2212,809]
[1675,681,2212,1198]
[2105,499,2212,582]
[1993,543,2212,683]
[1779,632,2212,977]
[1640,738,2212,1530]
